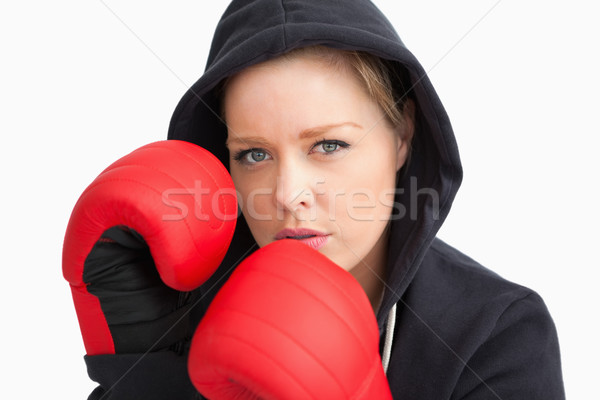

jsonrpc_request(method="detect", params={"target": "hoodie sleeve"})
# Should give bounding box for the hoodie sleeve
[84,352,203,400]
[451,292,565,400]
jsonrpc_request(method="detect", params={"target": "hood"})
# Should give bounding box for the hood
[167,0,462,327]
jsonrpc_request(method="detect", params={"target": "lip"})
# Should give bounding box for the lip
[275,228,330,250]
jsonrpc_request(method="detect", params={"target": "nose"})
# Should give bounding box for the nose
[274,161,316,218]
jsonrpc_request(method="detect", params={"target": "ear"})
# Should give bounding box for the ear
[396,99,415,171]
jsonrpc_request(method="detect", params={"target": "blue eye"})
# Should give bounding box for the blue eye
[321,142,338,152]
[234,148,271,164]
[312,140,350,154]
[249,150,266,162]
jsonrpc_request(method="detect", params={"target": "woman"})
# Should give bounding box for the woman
[82,0,565,398]
[221,45,415,313]
[170,0,565,397]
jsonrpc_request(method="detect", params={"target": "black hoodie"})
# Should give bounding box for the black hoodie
[84,1,565,398]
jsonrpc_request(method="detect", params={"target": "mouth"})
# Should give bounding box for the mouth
[288,234,316,239]
[275,228,330,250]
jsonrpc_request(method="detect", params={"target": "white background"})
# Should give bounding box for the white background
[1,1,597,398]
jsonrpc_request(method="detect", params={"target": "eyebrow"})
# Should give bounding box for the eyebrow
[226,122,362,147]
[298,122,362,139]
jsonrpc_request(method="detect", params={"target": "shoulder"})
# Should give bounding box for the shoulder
[420,237,535,307]
[408,237,555,347]
[385,238,564,399]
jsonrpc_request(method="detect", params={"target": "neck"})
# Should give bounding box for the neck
[350,228,389,313]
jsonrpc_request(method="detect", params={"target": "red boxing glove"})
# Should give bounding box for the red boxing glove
[62,140,237,356]
[188,239,392,399]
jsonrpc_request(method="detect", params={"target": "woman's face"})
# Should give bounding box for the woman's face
[224,54,412,273]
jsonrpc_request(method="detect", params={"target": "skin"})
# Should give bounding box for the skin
[223,53,414,310]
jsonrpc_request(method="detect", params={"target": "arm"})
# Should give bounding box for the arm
[85,352,201,400]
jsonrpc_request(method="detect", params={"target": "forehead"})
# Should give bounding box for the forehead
[228,53,349,92]
[223,48,360,106]
[223,53,368,127]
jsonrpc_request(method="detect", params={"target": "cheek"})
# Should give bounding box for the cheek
[232,173,276,243]
[232,167,266,206]
[328,146,397,235]
[320,160,396,225]
[345,152,397,203]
